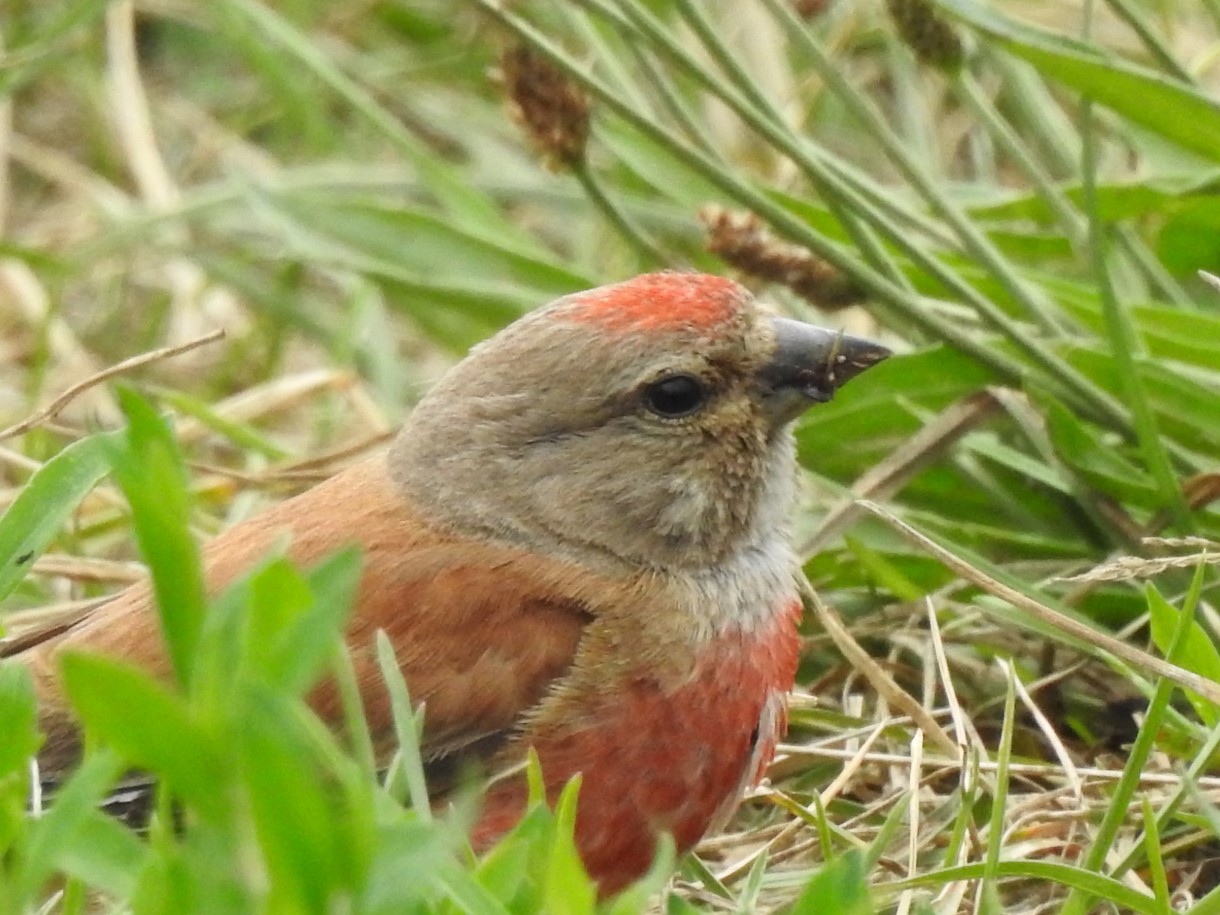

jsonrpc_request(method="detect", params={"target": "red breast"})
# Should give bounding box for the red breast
[472,600,802,895]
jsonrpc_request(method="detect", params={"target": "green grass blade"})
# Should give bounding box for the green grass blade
[103,389,205,689]
[0,432,117,604]
[937,0,1220,161]
[60,652,223,812]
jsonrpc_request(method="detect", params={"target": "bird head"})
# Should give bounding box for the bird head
[391,273,889,572]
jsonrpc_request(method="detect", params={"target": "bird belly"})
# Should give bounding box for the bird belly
[472,599,801,895]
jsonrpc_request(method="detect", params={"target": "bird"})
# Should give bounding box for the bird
[7,272,890,895]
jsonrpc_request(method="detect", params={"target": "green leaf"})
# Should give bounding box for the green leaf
[1147,583,1220,727]
[376,631,432,818]
[268,192,590,295]
[0,431,116,603]
[964,434,1071,495]
[604,834,674,915]
[242,558,315,678]
[967,179,1203,226]
[149,386,289,460]
[362,812,481,912]
[543,776,595,915]
[664,896,703,915]
[1057,297,1220,373]
[218,0,541,241]
[601,119,730,208]
[18,749,127,901]
[104,388,206,689]
[1158,196,1220,275]
[49,810,149,899]
[59,652,223,811]
[788,851,872,915]
[1065,346,1220,458]
[796,345,995,478]
[262,547,363,695]
[937,0,1220,161]
[433,862,515,915]
[896,859,1159,912]
[473,836,531,905]
[189,545,361,757]
[0,663,38,779]
[234,687,361,912]
[1039,396,1159,507]
[844,536,925,601]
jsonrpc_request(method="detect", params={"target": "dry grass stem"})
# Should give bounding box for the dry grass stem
[859,499,1220,707]
[0,599,110,657]
[715,720,890,885]
[804,580,958,755]
[1142,536,1220,550]
[187,431,395,488]
[925,597,969,749]
[29,555,146,586]
[0,330,226,443]
[896,728,923,915]
[1005,660,1083,803]
[783,745,1220,791]
[171,369,358,444]
[106,0,176,208]
[1060,550,1219,583]
[802,391,1001,554]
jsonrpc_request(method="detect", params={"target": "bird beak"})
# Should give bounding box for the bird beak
[759,316,892,426]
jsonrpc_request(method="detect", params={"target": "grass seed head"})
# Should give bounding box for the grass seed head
[702,207,864,311]
[501,45,590,171]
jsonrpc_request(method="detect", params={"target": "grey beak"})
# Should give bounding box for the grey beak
[760,316,891,425]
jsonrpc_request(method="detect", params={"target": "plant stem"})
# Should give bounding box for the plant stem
[570,159,668,266]
[473,0,1137,437]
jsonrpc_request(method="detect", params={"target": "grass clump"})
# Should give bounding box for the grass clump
[2,1,1220,911]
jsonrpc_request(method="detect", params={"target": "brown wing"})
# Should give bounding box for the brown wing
[334,548,594,789]
[14,454,596,780]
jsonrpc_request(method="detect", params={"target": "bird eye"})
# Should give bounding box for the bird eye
[643,374,707,418]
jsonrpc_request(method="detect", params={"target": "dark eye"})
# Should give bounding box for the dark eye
[643,374,707,418]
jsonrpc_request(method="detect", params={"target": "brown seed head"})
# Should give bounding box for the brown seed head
[701,207,864,312]
[501,45,590,171]
[885,0,965,72]
[793,0,833,18]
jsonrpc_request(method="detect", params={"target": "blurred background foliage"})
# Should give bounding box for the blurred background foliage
[2,0,1220,911]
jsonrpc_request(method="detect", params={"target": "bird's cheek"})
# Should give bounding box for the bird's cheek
[654,479,711,534]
